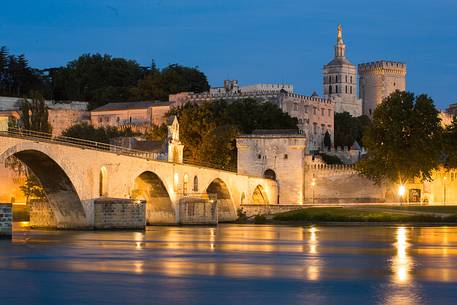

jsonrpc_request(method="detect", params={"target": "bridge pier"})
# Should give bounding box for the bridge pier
[0,203,12,239]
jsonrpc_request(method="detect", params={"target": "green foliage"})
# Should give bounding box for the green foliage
[20,175,47,204]
[319,153,343,165]
[357,91,442,184]
[130,64,209,101]
[19,91,53,133]
[51,54,144,109]
[442,117,457,168]
[253,214,267,224]
[170,99,298,170]
[145,123,168,141]
[0,46,46,97]
[334,112,371,148]
[272,207,456,223]
[61,123,134,143]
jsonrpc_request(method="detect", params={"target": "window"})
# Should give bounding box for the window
[193,176,199,192]
[345,75,348,82]
[313,107,317,115]
[284,154,288,159]
[321,108,325,116]
[294,102,298,111]
[350,86,353,94]
[257,154,262,159]
[350,76,353,83]
[321,124,325,134]
[313,123,317,134]
[183,174,189,195]
[345,86,348,94]
[335,85,338,93]
[336,75,338,82]
[98,117,102,123]
[329,85,332,94]
[328,109,331,116]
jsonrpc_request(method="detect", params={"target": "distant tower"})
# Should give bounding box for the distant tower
[358,61,407,117]
[323,24,362,117]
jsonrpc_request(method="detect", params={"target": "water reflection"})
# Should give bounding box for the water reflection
[392,226,412,284]
[5,224,457,305]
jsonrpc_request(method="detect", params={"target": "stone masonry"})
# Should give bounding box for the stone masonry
[94,198,146,230]
[0,203,12,239]
[178,197,218,225]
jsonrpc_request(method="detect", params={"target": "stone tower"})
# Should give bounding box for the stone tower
[358,61,407,117]
[323,24,362,117]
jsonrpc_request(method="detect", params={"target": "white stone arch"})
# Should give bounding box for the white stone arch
[132,170,175,225]
[0,143,88,228]
[205,177,237,222]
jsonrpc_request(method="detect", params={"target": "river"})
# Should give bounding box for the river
[1,224,457,305]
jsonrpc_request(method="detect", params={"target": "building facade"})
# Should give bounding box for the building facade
[358,61,407,117]
[91,101,170,132]
[323,25,362,117]
[170,89,334,152]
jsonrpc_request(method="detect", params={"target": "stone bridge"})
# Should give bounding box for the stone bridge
[0,133,277,229]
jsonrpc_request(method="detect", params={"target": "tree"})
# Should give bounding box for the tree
[51,54,144,109]
[356,91,442,184]
[19,91,53,133]
[170,99,298,170]
[19,175,47,204]
[323,131,332,149]
[334,112,371,148]
[130,64,209,101]
[61,123,135,143]
[442,117,457,168]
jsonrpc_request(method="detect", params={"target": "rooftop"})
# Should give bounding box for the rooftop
[92,101,170,112]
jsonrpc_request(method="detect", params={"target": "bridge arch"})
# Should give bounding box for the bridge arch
[2,149,87,228]
[252,184,270,204]
[206,178,236,221]
[133,171,175,224]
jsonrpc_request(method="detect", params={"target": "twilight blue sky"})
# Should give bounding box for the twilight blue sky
[1,0,456,108]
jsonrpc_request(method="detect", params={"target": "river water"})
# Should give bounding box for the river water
[1,224,457,305]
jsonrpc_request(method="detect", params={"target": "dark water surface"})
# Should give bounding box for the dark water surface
[1,224,457,305]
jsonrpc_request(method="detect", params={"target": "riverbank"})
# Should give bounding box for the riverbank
[244,205,457,225]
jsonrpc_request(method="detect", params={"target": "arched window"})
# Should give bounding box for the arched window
[183,174,189,195]
[329,85,332,94]
[350,86,353,94]
[335,85,338,93]
[193,176,199,192]
[345,86,348,93]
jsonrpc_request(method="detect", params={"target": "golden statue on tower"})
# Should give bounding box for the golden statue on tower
[337,24,343,42]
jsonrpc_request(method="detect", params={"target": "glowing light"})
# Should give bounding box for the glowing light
[398,185,406,197]
[311,178,316,187]
[392,226,412,284]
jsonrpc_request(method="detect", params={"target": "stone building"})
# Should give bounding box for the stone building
[91,101,170,132]
[0,96,89,136]
[323,25,362,117]
[358,61,407,117]
[209,79,293,95]
[170,88,334,153]
[236,131,307,205]
[236,131,388,205]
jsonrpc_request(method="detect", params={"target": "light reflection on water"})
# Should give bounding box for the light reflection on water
[2,224,457,305]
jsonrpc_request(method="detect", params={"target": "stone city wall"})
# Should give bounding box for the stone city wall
[94,198,145,230]
[0,203,12,239]
[178,197,218,225]
[304,163,388,203]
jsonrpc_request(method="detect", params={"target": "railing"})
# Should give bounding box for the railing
[0,127,238,172]
[0,127,162,161]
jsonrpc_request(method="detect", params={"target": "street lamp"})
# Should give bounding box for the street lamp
[311,178,316,204]
[398,184,406,205]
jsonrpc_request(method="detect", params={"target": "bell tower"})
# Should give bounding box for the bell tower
[323,24,361,117]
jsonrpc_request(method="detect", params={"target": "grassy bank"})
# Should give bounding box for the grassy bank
[272,207,457,223]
